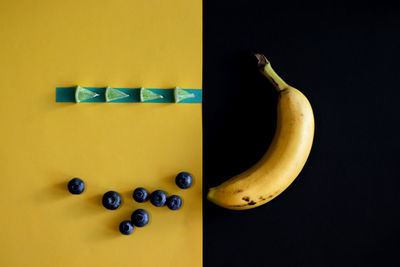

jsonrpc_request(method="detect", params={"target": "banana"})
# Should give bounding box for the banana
[207,54,314,210]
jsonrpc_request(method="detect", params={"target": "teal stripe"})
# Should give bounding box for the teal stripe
[56,87,203,103]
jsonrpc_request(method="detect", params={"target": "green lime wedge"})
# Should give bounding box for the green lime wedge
[75,86,100,103]
[140,87,164,102]
[105,86,129,102]
[174,86,195,103]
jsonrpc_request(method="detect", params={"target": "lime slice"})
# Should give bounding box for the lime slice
[105,86,129,102]
[174,86,195,103]
[75,85,99,103]
[140,87,164,102]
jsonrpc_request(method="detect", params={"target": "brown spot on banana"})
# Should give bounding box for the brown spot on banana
[269,77,279,89]
[242,196,257,205]
[242,196,250,202]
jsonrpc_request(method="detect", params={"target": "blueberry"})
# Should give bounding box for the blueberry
[119,220,134,235]
[175,172,193,189]
[149,190,167,207]
[102,191,122,210]
[131,209,150,227]
[166,195,182,210]
[133,187,148,203]
[67,178,85,194]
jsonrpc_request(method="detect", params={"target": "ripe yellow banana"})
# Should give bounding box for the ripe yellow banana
[207,54,314,210]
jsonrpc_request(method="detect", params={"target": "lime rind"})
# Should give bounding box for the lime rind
[75,85,99,103]
[140,87,164,102]
[174,86,195,103]
[105,86,129,102]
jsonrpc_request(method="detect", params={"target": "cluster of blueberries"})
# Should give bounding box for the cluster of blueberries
[67,172,193,235]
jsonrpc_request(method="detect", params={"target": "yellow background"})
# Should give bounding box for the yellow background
[0,0,202,266]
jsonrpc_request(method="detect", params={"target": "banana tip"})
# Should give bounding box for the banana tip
[254,53,269,70]
[207,187,216,201]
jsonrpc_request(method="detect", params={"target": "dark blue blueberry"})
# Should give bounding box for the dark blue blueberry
[67,178,85,194]
[102,191,122,210]
[119,220,134,235]
[131,209,150,227]
[149,190,167,207]
[175,172,193,189]
[166,195,182,210]
[133,187,148,203]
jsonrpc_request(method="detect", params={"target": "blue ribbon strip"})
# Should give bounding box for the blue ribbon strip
[56,87,203,103]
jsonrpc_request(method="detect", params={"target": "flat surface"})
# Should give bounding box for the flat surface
[203,1,400,266]
[0,0,202,266]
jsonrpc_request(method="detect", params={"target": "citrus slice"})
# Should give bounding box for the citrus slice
[174,86,195,103]
[140,87,164,102]
[105,86,129,102]
[75,85,99,103]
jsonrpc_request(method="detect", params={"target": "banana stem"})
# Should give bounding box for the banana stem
[254,53,288,91]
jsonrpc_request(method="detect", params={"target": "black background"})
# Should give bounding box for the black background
[203,1,400,266]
